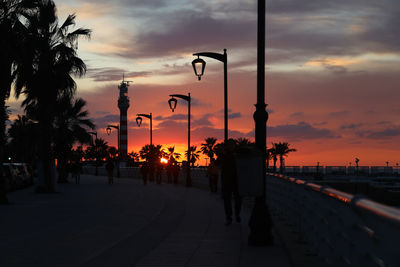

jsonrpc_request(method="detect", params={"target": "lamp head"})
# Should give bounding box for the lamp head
[136,116,143,127]
[168,97,177,112]
[192,56,206,81]
[106,127,111,135]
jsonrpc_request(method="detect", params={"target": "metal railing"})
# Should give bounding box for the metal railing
[267,173,400,266]
[279,166,400,176]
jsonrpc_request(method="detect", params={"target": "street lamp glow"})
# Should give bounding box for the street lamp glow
[191,56,206,80]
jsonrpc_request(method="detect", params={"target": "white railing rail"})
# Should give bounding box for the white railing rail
[267,173,400,266]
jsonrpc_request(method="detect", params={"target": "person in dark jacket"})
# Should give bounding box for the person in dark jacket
[220,139,242,225]
[140,162,148,185]
[105,159,114,185]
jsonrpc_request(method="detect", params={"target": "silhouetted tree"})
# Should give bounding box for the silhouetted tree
[127,151,139,166]
[13,0,91,192]
[52,96,94,183]
[140,144,164,163]
[235,137,253,147]
[266,147,273,171]
[86,138,108,175]
[200,137,217,160]
[185,146,200,167]
[167,146,181,162]
[0,0,39,202]
[272,142,297,173]
[7,115,38,163]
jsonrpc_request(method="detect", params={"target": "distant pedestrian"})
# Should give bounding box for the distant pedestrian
[105,159,114,184]
[166,159,174,184]
[140,162,148,185]
[206,158,219,192]
[173,163,180,184]
[156,162,163,184]
[72,161,81,184]
[220,139,242,225]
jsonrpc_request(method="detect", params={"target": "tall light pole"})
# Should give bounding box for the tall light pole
[106,125,120,178]
[192,49,228,142]
[136,113,152,146]
[168,93,191,187]
[249,0,274,246]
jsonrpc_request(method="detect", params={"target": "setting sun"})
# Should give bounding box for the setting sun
[160,158,168,164]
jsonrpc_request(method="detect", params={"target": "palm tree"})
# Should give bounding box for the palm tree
[13,0,91,192]
[52,96,94,183]
[236,137,253,147]
[166,146,181,162]
[185,146,200,167]
[86,138,108,175]
[0,0,39,202]
[200,137,217,160]
[7,115,38,163]
[266,147,273,172]
[140,144,164,163]
[127,151,140,166]
[267,147,278,172]
[272,142,297,173]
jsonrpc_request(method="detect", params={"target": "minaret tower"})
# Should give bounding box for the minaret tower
[118,76,131,161]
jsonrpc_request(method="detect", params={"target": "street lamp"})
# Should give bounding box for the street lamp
[192,49,228,142]
[136,113,153,145]
[168,93,191,187]
[106,125,120,178]
[248,0,274,246]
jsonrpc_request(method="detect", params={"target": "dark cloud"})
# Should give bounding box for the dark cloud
[154,114,189,121]
[340,123,364,130]
[92,114,120,129]
[229,112,242,119]
[267,121,338,140]
[191,97,213,108]
[329,110,350,117]
[357,127,400,139]
[324,65,348,75]
[88,68,151,82]
[193,114,213,127]
[119,9,256,59]
[290,112,304,117]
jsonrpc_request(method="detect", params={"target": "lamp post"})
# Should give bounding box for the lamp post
[136,113,153,146]
[192,49,228,142]
[88,131,98,176]
[168,93,191,187]
[248,0,274,246]
[106,125,120,178]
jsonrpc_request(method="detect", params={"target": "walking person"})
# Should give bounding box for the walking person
[140,162,148,185]
[72,161,81,184]
[206,158,219,192]
[156,162,163,184]
[105,158,114,185]
[173,162,180,184]
[220,139,242,225]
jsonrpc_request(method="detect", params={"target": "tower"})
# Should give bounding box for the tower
[118,77,131,161]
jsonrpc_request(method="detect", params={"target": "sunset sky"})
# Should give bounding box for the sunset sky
[8,0,400,166]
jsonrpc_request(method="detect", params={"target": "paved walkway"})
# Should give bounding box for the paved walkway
[1,175,292,267]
